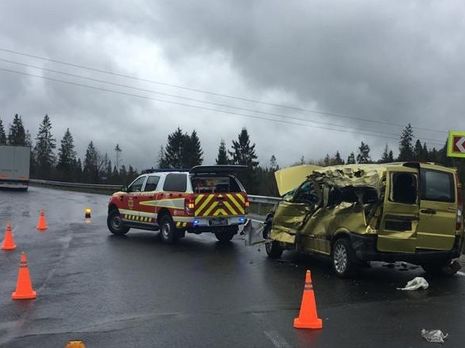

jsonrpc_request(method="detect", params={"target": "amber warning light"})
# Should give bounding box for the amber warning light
[84,208,92,221]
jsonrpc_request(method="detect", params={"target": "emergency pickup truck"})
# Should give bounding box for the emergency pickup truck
[107,165,249,243]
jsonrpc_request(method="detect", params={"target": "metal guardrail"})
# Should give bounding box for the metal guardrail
[29,179,282,205]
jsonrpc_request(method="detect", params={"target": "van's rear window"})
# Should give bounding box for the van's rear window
[420,169,455,202]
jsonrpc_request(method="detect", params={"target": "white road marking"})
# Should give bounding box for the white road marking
[264,330,292,348]
[456,271,465,277]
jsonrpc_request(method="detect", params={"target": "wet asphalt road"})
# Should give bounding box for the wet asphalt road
[1,186,465,347]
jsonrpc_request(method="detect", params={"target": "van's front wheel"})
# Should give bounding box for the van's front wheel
[332,238,359,277]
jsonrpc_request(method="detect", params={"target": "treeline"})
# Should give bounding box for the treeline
[1,114,463,196]
[0,114,139,185]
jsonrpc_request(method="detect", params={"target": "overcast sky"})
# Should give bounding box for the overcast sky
[0,0,462,170]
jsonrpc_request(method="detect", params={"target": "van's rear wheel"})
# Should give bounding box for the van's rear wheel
[107,210,130,236]
[422,260,456,276]
[332,238,359,277]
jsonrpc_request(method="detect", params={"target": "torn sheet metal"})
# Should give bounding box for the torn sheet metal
[310,164,387,193]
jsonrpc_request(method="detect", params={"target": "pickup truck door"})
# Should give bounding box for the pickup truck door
[121,176,147,221]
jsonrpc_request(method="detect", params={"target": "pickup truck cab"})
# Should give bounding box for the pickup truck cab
[107,165,249,243]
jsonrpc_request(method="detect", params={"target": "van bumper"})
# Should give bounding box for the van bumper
[350,233,463,264]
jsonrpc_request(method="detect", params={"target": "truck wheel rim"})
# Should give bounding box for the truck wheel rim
[112,215,122,230]
[161,223,170,239]
[334,243,348,273]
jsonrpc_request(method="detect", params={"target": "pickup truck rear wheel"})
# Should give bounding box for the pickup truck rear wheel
[159,215,177,244]
[332,238,359,278]
[215,226,238,243]
[107,210,130,236]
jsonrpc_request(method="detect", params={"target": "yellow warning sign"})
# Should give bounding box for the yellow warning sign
[447,131,465,158]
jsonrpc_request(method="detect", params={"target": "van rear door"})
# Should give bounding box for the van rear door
[416,167,456,251]
[377,166,419,253]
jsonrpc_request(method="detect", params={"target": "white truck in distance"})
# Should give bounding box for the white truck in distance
[0,145,31,190]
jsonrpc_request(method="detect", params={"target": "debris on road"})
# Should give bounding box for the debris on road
[421,329,448,343]
[397,277,429,291]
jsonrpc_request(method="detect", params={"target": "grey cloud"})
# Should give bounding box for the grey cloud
[0,0,463,170]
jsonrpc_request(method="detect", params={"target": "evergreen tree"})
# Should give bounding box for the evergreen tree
[0,118,6,144]
[229,128,259,192]
[356,142,371,163]
[183,130,203,168]
[163,127,186,168]
[388,150,394,162]
[380,145,389,163]
[422,143,429,161]
[25,130,32,147]
[216,139,229,165]
[323,154,331,166]
[74,158,83,181]
[414,139,424,161]
[33,114,56,178]
[56,128,76,179]
[269,155,279,170]
[83,141,98,182]
[157,145,167,168]
[334,151,344,165]
[347,152,356,164]
[8,114,26,145]
[398,123,414,161]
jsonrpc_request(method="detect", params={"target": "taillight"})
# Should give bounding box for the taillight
[185,195,195,215]
[455,173,463,231]
[244,195,250,214]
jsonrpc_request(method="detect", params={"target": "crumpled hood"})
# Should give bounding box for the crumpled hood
[274,164,321,196]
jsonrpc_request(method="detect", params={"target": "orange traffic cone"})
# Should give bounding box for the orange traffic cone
[1,224,16,250]
[293,270,323,329]
[12,252,37,300]
[36,209,48,231]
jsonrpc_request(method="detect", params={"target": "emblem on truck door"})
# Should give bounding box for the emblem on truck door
[128,197,134,210]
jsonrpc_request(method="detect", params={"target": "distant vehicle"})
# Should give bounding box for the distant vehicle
[264,162,464,277]
[0,145,31,190]
[107,165,249,243]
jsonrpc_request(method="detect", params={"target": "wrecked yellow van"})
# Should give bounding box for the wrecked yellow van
[264,163,464,277]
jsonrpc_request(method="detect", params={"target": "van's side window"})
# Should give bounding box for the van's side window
[391,173,417,204]
[420,169,454,202]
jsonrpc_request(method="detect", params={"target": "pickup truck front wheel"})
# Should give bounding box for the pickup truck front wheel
[107,210,130,236]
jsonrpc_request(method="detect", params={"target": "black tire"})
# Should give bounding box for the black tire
[265,241,284,259]
[422,260,455,276]
[215,226,238,243]
[159,214,177,244]
[263,221,283,259]
[331,238,359,278]
[107,210,130,236]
